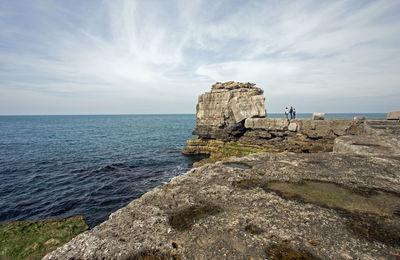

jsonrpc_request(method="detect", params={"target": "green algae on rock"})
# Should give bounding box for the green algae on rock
[0,216,88,260]
[265,181,400,217]
[264,180,400,246]
[183,139,269,167]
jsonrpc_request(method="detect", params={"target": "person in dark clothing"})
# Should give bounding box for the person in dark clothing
[289,106,293,119]
[293,108,296,119]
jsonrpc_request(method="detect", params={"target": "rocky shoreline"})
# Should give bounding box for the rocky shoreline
[43,153,400,259]
[43,82,400,259]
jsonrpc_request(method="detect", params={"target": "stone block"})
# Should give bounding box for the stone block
[353,116,365,121]
[312,113,325,120]
[230,95,266,122]
[245,118,289,130]
[288,122,298,132]
[387,111,400,120]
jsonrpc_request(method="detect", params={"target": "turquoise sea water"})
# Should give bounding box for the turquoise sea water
[0,113,387,228]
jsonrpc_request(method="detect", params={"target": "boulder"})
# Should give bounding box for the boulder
[387,111,400,120]
[334,119,400,156]
[288,122,298,132]
[312,113,325,120]
[193,82,266,140]
[333,135,397,156]
[244,118,289,131]
[353,116,365,121]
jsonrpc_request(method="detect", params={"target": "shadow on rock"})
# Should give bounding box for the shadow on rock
[168,202,222,231]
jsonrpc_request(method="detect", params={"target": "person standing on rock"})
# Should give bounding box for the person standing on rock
[285,107,289,119]
[293,108,296,119]
[289,106,293,119]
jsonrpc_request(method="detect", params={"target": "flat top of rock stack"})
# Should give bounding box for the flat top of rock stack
[210,81,263,94]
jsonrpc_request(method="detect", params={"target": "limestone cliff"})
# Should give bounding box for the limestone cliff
[192,81,266,140]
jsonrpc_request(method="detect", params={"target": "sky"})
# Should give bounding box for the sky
[0,0,399,114]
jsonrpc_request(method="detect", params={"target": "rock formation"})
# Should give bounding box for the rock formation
[43,81,400,259]
[240,118,364,153]
[192,81,266,140]
[183,82,367,161]
[334,119,400,156]
[44,153,400,259]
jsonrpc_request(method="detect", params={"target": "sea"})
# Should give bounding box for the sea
[0,113,387,228]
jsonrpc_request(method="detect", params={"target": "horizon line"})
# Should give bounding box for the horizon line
[0,112,390,116]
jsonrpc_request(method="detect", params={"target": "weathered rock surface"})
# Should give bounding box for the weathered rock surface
[244,118,289,131]
[334,120,400,156]
[240,118,364,153]
[44,152,400,259]
[192,81,266,140]
[244,118,362,137]
[184,82,373,157]
[387,110,400,120]
[185,118,366,162]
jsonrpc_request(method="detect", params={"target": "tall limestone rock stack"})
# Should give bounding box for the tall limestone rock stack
[193,81,266,140]
[182,82,268,163]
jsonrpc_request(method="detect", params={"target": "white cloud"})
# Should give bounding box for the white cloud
[0,0,399,114]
